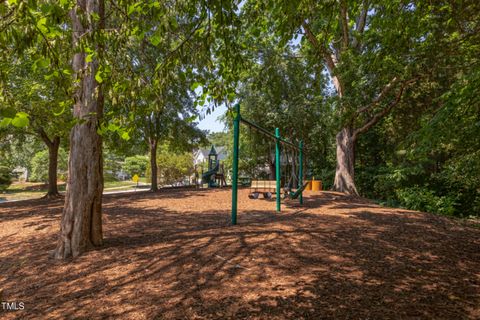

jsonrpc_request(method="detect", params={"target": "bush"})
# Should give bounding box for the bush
[396,187,456,216]
[122,155,149,177]
[0,166,12,191]
[104,152,125,181]
[157,152,194,185]
[30,148,68,182]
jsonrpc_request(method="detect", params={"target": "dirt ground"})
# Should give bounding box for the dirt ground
[0,188,479,319]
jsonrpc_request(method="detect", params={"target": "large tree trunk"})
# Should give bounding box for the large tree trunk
[54,0,104,259]
[333,127,359,196]
[150,138,158,191]
[46,137,61,197]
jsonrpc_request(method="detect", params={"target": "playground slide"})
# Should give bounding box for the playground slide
[201,162,219,183]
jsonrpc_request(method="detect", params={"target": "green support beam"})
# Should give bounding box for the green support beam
[240,118,299,150]
[231,104,304,223]
[299,140,304,205]
[231,104,240,225]
[275,128,281,212]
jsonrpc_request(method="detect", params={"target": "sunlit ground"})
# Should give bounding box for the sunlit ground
[1,189,479,319]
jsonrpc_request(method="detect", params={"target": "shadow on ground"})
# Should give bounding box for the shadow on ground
[0,189,479,319]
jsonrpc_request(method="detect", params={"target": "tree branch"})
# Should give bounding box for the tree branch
[353,77,418,141]
[108,0,130,22]
[356,76,400,114]
[302,20,344,96]
[340,0,349,49]
[352,0,368,48]
[37,127,53,147]
[302,21,335,72]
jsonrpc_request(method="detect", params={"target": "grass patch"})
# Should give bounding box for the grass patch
[0,179,150,202]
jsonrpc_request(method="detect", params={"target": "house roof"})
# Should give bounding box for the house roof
[209,145,217,156]
[194,145,227,161]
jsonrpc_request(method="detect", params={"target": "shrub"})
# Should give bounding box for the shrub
[396,187,456,216]
[0,166,12,191]
[122,155,149,177]
[30,148,68,182]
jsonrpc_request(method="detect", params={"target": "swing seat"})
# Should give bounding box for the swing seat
[248,192,260,199]
[286,182,309,200]
[248,180,276,199]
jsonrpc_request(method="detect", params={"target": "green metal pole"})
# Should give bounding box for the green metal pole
[299,140,304,205]
[231,104,240,225]
[275,128,281,212]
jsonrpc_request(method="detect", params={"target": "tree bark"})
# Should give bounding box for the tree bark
[46,137,61,197]
[38,128,61,198]
[54,0,104,259]
[150,138,158,191]
[333,127,359,196]
[268,160,276,180]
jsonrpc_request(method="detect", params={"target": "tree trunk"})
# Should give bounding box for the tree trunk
[150,138,158,191]
[38,128,61,198]
[268,160,276,180]
[46,137,61,197]
[54,0,104,259]
[333,127,359,195]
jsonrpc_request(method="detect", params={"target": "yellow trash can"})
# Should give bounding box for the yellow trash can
[311,180,322,191]
[305,181,312,191]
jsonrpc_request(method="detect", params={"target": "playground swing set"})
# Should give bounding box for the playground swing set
[231,104,309,225]
[248,146,303,200]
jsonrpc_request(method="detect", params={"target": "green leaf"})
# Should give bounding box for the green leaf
[0,118,12,128]
[150,1,160,8]
[191,82,201,91]
[53,103,67,116]
[120,131,130,140]
[90,12,100,21]
[127,3,141,15]
[150,34,161,46]
[36,17,48,33]
[107,122,119,131]
[33,57,50,71]
[44,70,59,80]
[16,112,29,118]
[95,71,103,83]
[170,17,178,29]
[11,113,30,127]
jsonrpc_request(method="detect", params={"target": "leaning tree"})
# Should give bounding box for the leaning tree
[241,0,459,195]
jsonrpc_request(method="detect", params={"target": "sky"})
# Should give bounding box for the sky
[197,104,227,133]
[195,22,304,134]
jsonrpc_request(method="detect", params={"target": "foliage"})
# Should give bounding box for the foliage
[0,134,44,178]
[396,187,456,216]
[207,132,229,148]
[103,150,126,182]
[145,144,194,185]
[0,166,12,191]
[122,155,149,177]
[30,148,68,182]
[157,148,194,185]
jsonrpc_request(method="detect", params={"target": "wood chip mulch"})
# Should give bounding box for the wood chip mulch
[0,188,479,319]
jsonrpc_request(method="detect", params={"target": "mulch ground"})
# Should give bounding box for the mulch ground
[0,188,479,319]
